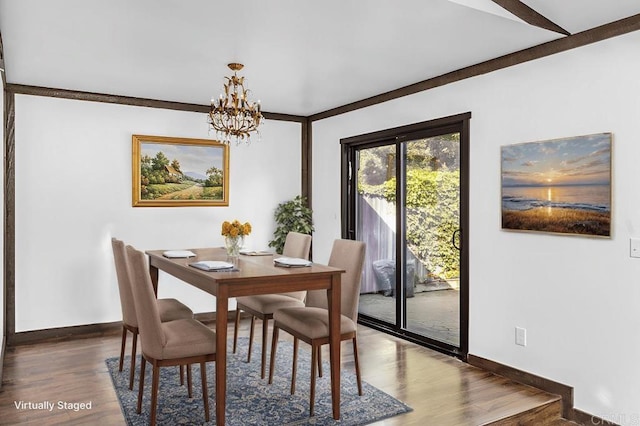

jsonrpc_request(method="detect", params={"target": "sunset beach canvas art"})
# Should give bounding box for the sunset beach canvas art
[501,133,611,237]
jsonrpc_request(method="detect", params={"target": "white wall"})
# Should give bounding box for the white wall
[14,95,301,332]
[312,31,640,423]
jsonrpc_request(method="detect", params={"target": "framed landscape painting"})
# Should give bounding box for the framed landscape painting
[132,135,229,207]
[501,133,611,237]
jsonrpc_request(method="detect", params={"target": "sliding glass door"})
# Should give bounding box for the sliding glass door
[342,114,469,357]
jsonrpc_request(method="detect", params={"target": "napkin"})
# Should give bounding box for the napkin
[240,249,273,256]
[163,250,196,258]
[189,260,235,271]
[273,257,312,267]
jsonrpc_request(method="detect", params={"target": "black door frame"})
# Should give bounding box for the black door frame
[340,112,470,359]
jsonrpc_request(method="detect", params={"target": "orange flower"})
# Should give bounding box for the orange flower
[221,221,231,236]
[242,223,252,235]
[221,219,252,237]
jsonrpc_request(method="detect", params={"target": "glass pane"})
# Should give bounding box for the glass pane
[356,144,397,325]
[404,134,460,346]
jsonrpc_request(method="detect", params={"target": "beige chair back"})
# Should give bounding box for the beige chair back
[125,245,167,360]
[282,232,312,259]
[305,239,366,322]
[111,238,138,328]
[281,232,312,301]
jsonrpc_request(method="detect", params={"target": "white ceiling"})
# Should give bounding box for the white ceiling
[1,0,639,116]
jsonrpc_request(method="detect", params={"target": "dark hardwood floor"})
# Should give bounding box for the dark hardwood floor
[0,320,567,425]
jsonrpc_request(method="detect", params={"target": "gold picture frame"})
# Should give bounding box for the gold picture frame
[132,135,229,207]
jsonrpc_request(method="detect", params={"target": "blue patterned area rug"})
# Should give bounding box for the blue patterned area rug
[106,337,412,425]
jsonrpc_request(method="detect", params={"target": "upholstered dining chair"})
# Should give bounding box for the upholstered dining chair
[232,231,312,379]
[126,245,217,426]
[111,238,194,390]
[268,239,366,416]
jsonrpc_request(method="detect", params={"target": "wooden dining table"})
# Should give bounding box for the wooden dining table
[145,247,345,425]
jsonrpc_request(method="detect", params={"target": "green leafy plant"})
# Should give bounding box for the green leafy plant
[268,195,314,254]
[360,169,460,279]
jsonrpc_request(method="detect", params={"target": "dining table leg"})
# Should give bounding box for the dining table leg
[328,273,342,420]
[148,265,159,296]
[216,285,229,426]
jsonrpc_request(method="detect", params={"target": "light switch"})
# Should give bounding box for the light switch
[630,238,640,258]
[515,327,526,346]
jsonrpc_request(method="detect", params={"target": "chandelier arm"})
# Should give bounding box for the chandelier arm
[208,63,262,144]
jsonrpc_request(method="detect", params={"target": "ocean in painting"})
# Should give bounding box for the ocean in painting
[502,184,610,213]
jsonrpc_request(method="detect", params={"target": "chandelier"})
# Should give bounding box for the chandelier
[208,63,263,145]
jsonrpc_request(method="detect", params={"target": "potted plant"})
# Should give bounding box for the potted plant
[268,195,314,254]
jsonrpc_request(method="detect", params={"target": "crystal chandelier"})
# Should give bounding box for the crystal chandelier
[208,63,263,145]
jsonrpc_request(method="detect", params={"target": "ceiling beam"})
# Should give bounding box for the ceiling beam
[492,0,571,35]
[4,84,306,122]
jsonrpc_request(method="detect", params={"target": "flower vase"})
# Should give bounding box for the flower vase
[224,235,243,260]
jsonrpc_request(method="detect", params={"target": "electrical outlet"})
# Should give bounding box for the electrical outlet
[515,327,527,346]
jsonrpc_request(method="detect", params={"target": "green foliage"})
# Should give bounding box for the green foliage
[358,145,395,186]
[406,135,459,170]
[152,151,170,171]
[141,151,172,187]
[268,196,314,254]
[404,169,460,279]
[356,135,461,279]
[204,166,223,187]
[147,170,166,184]
[202,186,223,199]
[141,155,152,174]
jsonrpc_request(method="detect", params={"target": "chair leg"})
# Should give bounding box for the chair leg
[180,365,184,385]
[200,362,210,422]
[290,337,299,395]
[309,343,317,417]
[119,326,127,372]
[261,317,269,379]
[233,308,241,354]
[137,357,146,414]
[317,347,323,377]
[247,316,256,363]
[150,364,160,426]
[353,336,363,396]
[129,331,138,390]
[186,364,193,398]
[268,325,279,384]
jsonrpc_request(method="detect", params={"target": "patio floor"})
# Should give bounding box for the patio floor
[358,288,460,346]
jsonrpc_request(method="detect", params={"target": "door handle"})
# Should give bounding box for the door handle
[452,229,461,251]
